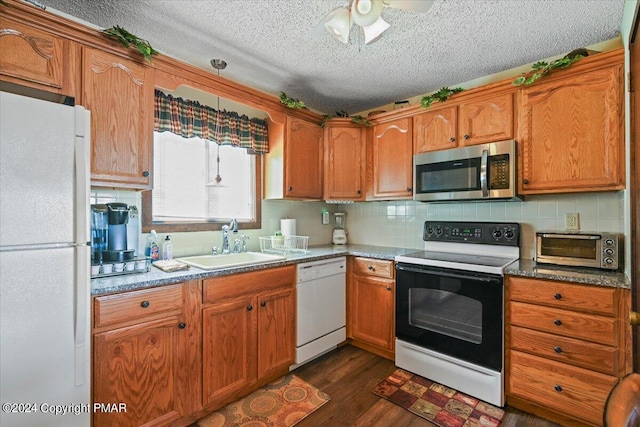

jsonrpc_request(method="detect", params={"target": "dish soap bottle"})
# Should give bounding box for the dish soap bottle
[162,235,173,260]
[146,230,160,262]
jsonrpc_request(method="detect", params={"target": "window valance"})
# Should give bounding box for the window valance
[154,90,269,153]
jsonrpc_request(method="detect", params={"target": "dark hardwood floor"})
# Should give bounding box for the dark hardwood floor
[293,345,562,427]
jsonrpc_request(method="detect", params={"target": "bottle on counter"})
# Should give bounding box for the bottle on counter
[146,230,160,262]
[162,235,173,260]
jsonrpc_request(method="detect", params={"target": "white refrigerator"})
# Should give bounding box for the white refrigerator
[0,91,91,426]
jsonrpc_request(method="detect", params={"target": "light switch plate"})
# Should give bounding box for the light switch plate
[565,213,580,230]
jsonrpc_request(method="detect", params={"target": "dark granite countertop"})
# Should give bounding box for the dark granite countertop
[91,244,417,296]
[505,258,631,289]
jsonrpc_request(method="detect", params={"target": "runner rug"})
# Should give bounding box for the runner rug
[196,374,330,427]
[373,368,505,427]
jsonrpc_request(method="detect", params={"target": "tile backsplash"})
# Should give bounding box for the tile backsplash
[91,190,624,262]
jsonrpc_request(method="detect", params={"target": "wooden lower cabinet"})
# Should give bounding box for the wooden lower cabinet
[92,281,201,427]
[201,266,295,410]
[506,276,631,426]
[347,257,395,360]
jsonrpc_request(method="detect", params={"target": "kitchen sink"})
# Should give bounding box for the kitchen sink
[176,252,286,270]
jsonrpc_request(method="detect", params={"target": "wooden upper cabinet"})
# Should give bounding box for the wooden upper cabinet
[0,17,78,96]
[324,123,366,200]
[265,116,323,199]
[371,117,413,200]
[82,47,154,189]
[458,92,514,145]
[518,63,625,194]
[413,105,457,153]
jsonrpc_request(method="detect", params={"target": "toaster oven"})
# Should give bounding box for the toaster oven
[535,231,621,270]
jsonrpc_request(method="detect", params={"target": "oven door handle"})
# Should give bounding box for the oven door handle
[480,149,489,197]
[396,264,502,283]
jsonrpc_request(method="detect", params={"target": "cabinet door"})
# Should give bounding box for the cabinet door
[83,47,153,189]
[325,126,366,199]
[413,106,457,153]
[350,275,394,351]
[0,18,67,92]
[371,118,413,200]
[202,295,255,408]
[518,65,624,194]
[93,316,186,427]
[458,93,514,146]
[285,117,323,198]
[256,287,295,380]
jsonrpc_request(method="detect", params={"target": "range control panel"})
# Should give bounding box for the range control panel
[423,221,520,246]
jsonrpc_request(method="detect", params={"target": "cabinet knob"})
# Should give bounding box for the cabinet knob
[368,265,374,271]
[140,300,150,308]
[449,137,456,143]
[142,171,150,177]
[463,134,470,140]
[553,319,562,326]
[247,305,253,311]
[357,190,361,195]
[288,186,293,191]
[406,187,412,192]
[386,286,392,291]
[178,322,186,329]
[554,293,562,300]
[554,346,563,353]
[260,301,267,307]
[554,384,563,392]
[523,179,530,185]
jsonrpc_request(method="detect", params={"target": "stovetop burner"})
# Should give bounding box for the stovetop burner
[401,250,517,268]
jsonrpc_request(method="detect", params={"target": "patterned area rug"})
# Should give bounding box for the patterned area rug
[197,374,330,427]
[373,369,505,427]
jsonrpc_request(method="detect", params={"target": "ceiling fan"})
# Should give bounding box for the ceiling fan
[311,0,435,45]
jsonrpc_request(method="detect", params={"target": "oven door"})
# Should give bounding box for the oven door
[395,263,503,371]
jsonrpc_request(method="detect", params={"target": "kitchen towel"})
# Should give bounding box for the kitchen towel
[281,218,296,236]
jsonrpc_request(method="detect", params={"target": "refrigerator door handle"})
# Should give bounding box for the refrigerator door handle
[74,245,90,386]
[74,107,90,245]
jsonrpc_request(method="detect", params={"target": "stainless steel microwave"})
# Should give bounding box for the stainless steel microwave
[535,231,622,270]
[413,139,521,202]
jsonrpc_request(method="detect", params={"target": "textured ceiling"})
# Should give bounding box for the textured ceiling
[43,0,624,115]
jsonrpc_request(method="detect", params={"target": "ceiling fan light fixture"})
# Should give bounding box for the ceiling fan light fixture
[352,0,383,27]
[325,6,351,43]
[362,16,390,44]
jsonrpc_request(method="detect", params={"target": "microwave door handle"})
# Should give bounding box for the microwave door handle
[480,149,489,197]
[539,233,601,240]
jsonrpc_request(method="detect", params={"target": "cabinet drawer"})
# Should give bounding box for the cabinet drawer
[352,257,394,279]
[510,301,616,346]
[508,276,616,315]
[510,325,618,375]
[94,283,184,328]
[203,265,295,305]
[509,351,617,426]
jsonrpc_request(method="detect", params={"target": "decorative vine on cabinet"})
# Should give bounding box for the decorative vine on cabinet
[324,120,366,201]
[517,60,624,194]
[370,117,413,200]
[82,47,154,189]
[0,16,80,97]
[265,116,323,200]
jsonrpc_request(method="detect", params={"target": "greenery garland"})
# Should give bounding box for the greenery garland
[320,113,371,128]
[420,87,464,109]
[103,26,158,62]
[513,53,584,86]
[279,92,306,109]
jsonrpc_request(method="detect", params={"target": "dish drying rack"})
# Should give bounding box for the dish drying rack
[259,235,309,254]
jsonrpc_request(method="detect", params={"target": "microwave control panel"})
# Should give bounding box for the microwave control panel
[423,221,520,246]
[488,154,510,190]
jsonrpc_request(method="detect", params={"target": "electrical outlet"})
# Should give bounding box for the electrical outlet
[565,213,580,231]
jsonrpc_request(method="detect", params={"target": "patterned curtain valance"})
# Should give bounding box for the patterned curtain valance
[154,90,269,153]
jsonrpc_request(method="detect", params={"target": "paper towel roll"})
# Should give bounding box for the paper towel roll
[280,218,296,236]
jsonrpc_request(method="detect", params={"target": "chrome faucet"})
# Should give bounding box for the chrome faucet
[221,218,239,254]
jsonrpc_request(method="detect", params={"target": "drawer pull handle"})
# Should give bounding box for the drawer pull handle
[178,322,186,329]
[554,293,562,300]
[247,305,253,311]
[554,319,562,326]
[554,346,563,353]
[260,301,267,307]
[386,286,392,291]
[554,384,563,392]
[140,301,150,308]
[368,265,374,271]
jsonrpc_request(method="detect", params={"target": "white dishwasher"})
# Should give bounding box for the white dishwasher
[294,257,346,368]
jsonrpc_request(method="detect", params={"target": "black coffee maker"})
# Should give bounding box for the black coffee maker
[91,202,135,262]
